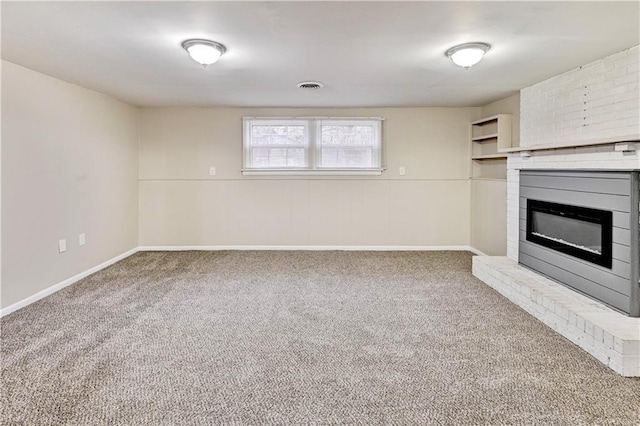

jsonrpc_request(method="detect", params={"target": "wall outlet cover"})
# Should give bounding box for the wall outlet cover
[79,233,86,246]
[209,167,216,176]
[58,239,67,253]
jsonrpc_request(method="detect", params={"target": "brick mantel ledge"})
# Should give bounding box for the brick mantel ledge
[501,136,640,153]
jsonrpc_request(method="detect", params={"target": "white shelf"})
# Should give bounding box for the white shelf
[470,114,512,180]
[472,133,499,141]
[472,153,508,160]
[471,115,500,126]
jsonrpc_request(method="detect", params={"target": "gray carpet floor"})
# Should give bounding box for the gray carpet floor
[1,251,639,425]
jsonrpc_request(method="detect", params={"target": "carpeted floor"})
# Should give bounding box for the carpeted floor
[1,251,639,425]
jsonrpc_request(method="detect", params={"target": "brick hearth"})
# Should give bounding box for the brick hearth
[473,256,640,377]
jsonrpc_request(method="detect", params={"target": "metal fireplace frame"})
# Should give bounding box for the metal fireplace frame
[525,199,613,269]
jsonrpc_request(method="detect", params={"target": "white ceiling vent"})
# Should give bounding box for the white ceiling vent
[297,81,324,90]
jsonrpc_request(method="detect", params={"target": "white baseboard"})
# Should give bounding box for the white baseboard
[138,245,483,253]
[1,247,139,318]
[468,247,488,256]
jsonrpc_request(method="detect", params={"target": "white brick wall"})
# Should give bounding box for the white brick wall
[506,167,520,260]
[521,45,640,147]
[509,46,640,259]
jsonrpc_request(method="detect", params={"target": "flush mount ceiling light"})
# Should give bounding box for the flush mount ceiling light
[181,39,226,67]
[445,42,491,68]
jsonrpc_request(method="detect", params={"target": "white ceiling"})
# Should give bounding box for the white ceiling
[2,1,638,108]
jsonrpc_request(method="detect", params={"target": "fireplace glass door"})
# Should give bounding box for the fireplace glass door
[526,199,613,268]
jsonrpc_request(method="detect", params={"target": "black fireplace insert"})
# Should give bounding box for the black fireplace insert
[526,199,613,268]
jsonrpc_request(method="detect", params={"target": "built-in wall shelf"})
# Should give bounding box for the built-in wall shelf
[471,153,508,160]
[471,133,499,142]
[470,114,513,180]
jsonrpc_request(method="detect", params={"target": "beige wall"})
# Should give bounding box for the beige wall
[481,93,520,148]
[1,61,139,309]
[139,107,479,247]
[470,179,507,255]
[470,93,520,255]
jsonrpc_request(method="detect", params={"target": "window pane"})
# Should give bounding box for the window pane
[251,147,306,168]
[319,121,380,168]
[268,148,287,167]
[251,125,306,146]
[321,125,375,146]
[321,148,374,168]
[286,148,306,167]
[252,148,270,168]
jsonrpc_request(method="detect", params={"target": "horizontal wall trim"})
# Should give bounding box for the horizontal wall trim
[139,245,486,255]
[0,247,139,318]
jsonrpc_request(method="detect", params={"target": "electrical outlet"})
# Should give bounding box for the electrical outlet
[209,166,216,176]
[79,233,86,246]
[399,166,406,176]
[58,239,67,253]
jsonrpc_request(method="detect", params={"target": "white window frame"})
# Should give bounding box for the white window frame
[242,117,384,175]
[242,118,310,170]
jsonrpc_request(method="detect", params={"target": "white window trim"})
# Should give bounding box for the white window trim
[241,169,384,176]
[242,117,384,175]
[242,118,310,169]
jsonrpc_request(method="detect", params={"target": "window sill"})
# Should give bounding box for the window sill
[241,169,384,176]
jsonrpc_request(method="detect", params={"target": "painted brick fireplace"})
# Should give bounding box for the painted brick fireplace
[475,148,640,376]
[473,45,640,376]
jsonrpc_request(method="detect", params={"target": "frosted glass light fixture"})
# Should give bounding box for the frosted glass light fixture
[181,39,226,67]
[445,42,490,68]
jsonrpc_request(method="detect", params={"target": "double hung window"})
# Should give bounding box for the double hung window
[242,117,383,174]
